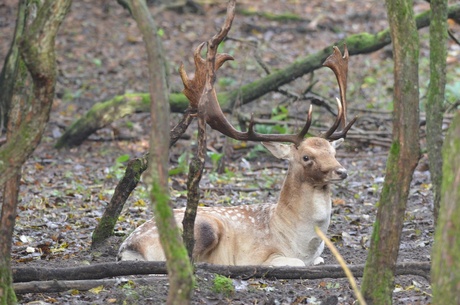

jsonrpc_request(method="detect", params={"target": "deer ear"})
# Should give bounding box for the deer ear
[262,142,292,160]
[331,138,344,149]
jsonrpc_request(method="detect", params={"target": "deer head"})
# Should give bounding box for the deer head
[263,137,347,188]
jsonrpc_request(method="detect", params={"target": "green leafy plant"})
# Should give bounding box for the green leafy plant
[246,143,268,160]
[169,152,190,176]
[271,105,289,121]
[207,151,223,172]
[218,76,236,88]
[106,154,130,180]
[446,81,460,105]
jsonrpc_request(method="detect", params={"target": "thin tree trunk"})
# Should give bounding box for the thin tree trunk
[0,0,26,131]
[54,2,460,149]
[0,175,20,305]
[431,110,460,304]
[91,155,149,248]
[361,0,420,303]
[183,116,206,259]
[127,1,194,304]
[426,0,448,225]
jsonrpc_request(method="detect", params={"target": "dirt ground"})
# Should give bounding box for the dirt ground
[1,0,459,304]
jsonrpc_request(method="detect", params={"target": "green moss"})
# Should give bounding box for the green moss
[131,159,147,182]
[212,275,235,297]
[149,181,194,289]
[151,183,172,218]
[389,141,400,156]
[0,264,18,305]
[238,9,303,21]
[362,263,395,304]
[371,219,380,245]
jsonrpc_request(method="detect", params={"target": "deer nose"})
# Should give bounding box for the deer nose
[336,168,348,179]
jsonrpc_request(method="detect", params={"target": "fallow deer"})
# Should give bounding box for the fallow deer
[118,4,356,266]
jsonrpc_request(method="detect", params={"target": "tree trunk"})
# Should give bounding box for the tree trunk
[53,2,460,149]
[0,0,72,186]
[361,0,420,304]
[426,0,448,225]
[431,110,460,304]
[127,1,194,304]
[0,0,71,304]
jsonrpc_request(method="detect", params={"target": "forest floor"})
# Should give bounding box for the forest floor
[1,0,460,304]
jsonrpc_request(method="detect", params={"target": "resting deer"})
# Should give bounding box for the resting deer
[118,6,355,265]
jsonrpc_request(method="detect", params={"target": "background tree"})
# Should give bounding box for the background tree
[426,0,448,224]
[0,0,71,303]
[361,0,420,303]
[431,110,460,304]
[122,0,194,304]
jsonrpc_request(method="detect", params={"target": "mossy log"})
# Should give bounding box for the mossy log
[55,4,460,149]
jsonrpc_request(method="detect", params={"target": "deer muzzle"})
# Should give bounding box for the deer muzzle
[335,167,348,180]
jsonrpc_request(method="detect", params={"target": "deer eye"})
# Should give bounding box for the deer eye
[302,155,310,162]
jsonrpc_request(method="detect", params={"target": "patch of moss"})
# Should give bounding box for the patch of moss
[212,275,235,297]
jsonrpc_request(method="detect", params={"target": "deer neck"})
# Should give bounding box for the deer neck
[273,168,332,228]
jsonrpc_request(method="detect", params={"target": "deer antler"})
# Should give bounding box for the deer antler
[179,0,355,147]
[178,0,312,147]
[179,42,234,109]
[321,45,357,140]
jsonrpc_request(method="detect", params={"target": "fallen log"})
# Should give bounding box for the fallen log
[13,276,165,294]
[13,261,431,284]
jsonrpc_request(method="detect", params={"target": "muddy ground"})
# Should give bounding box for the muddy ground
[1,0,459,304]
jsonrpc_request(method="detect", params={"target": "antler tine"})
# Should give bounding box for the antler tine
[245,105,313,146]
[322,44,356,139]
[321,97,344,139]
[193,0,312,148]
[180,42,233,109]
[327,116,358,140]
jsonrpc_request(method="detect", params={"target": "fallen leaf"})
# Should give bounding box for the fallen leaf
[89,285,104,294]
